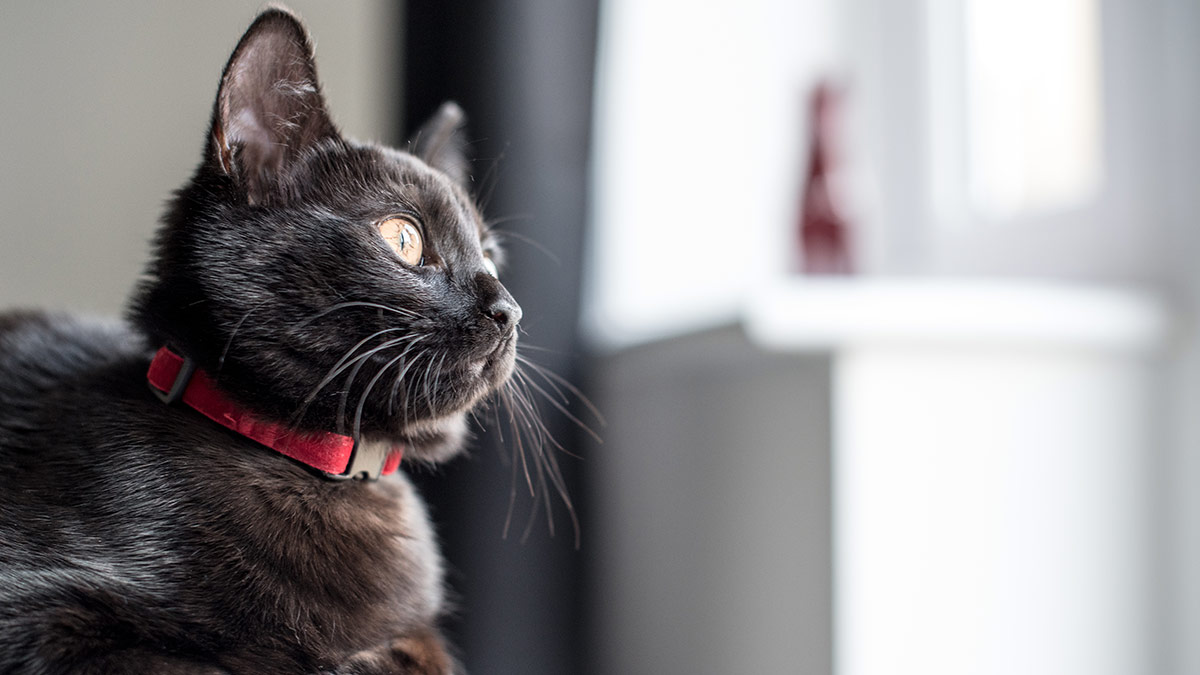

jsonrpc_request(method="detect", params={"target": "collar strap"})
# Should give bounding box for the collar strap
[147,346,402,480]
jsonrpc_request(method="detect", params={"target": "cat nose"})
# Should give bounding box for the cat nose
[487,296,522,333]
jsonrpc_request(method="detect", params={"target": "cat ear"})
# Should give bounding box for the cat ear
[409,102,470,186]
[210,8,338,201]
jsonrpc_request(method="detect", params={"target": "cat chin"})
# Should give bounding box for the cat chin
[395,413,469,463]
[389,349,515,463]
[442,338,516,404]
[480,348,517,390]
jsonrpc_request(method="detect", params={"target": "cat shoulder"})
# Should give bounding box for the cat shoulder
[0,310,145,391]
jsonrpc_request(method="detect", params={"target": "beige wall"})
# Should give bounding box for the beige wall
[0,1,398,316]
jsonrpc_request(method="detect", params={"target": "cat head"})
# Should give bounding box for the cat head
[130,8,518,463]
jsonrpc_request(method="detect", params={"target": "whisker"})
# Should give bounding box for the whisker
[428,352,449,420]
[541,449,579,548]
[295,300,423,328]
[483,213,531,229]
[506,383,538,492]
[489,395,506,447]
[488,227,562,266]
[507,363,584,547]
[386,338,428,418]
[353,348,414,441]
[419,352,439,420]
[509,343,559,354]
[516,354,606,426]
[500,383,536,541]
[292,330,414,425]
[507,385,536,497]
[494,391,520,539]
[521,448,550,543]
[516,359,569,406]
[401,350,430,432]
[515,371,601,447]
[336,336,416,434]
[510,369,564,453]
[216,302,268,376]
[503,369,563,543]
[475,148,506,214]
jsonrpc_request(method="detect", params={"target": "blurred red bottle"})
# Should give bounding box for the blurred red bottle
[798,82,853,275]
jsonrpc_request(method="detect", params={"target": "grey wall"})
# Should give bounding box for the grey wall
[1162,1,1200,673]
[0,1,399,316]
[591,328,832,675]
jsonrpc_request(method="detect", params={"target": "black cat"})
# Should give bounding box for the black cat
[0,9,518,674]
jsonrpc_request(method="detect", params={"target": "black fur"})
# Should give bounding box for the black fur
[0,9,518,674]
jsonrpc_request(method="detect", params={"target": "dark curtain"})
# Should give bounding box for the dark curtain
[400,1,600,673]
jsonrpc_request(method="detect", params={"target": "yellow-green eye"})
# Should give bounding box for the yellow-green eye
[378,217,424,266]
[482,255,498,279]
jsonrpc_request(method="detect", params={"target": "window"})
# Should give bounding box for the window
[930,0,1105,224]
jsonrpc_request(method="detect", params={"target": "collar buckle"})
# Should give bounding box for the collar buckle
[151,352,197,405]
[325,440,398,481]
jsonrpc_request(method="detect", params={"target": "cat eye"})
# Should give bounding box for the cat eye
[482,255,498,279]
[378,216,424,266]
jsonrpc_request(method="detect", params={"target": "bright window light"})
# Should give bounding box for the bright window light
[929,0,1105,225]
[585,0,831,349]
[963,0,1104,218]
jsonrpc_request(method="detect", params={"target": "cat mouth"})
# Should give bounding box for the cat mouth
[469,334,517,382]
[450,333,517,396]
[402,339,514,431]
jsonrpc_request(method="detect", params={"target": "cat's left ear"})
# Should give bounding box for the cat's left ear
[409,101,470,186]
[210,8,339,202]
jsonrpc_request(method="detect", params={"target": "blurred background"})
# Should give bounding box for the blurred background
[0,1,1197,673]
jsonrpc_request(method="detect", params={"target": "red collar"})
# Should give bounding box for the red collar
[147,346,402,480]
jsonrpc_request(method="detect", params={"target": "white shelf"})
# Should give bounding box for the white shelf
[744,278,1172,352]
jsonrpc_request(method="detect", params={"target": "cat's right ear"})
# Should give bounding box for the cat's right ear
[208,8,339,203]
[408,102,470,186]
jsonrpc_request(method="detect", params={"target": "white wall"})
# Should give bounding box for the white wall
[584,0,837,348]
[0,1,398,316]
[836,345,1156,675]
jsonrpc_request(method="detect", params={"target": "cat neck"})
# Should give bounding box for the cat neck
[146,346,403,480]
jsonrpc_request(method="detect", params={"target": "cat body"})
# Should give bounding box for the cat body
[0,314,444,674]
[0,9,514,674]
